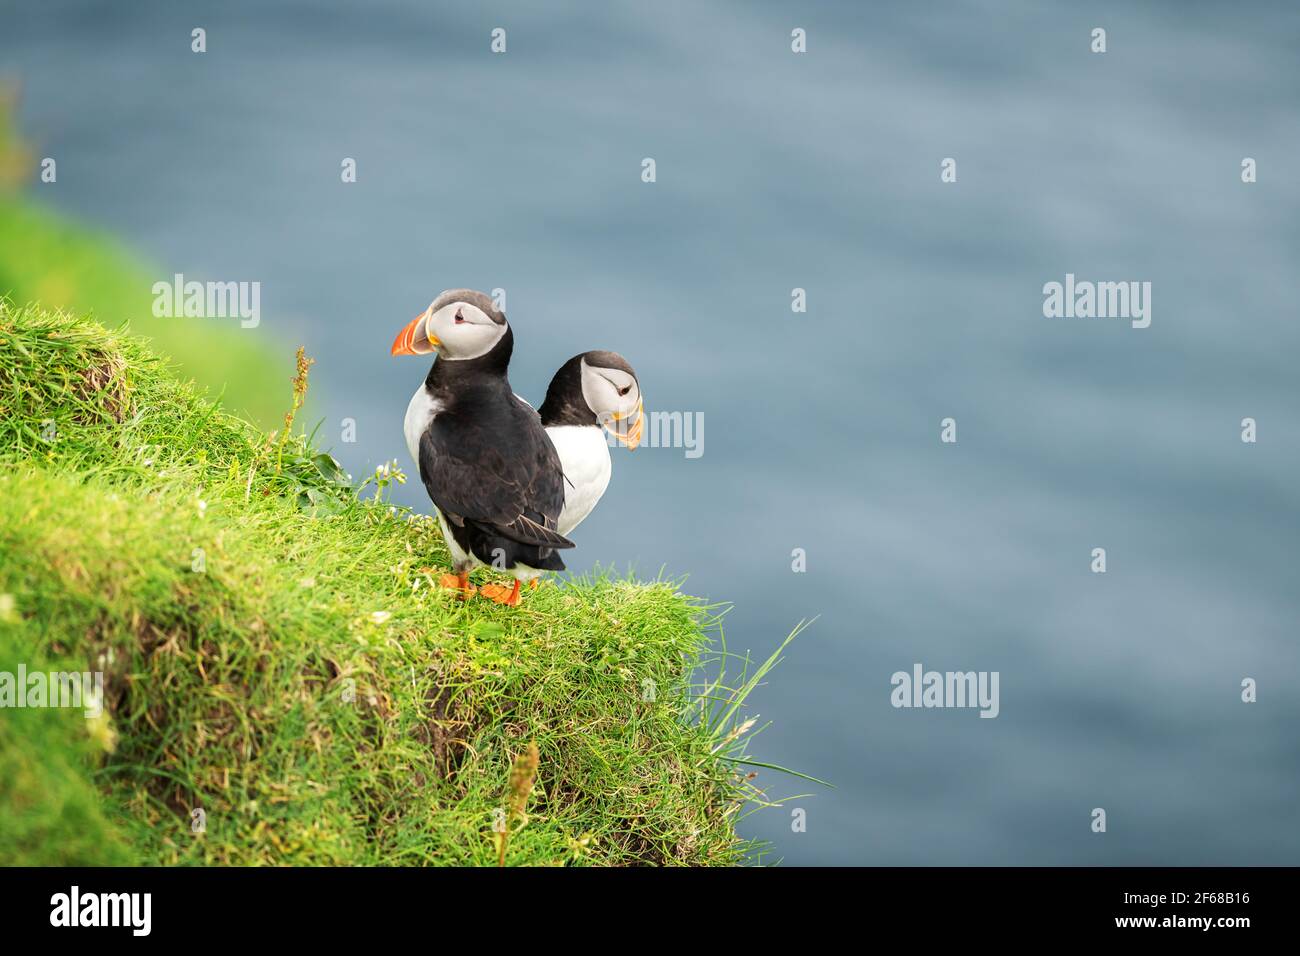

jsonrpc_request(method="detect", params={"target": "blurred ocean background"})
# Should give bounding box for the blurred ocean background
[3,0,1297,864]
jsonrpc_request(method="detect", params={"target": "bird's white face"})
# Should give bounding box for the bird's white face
[581,359,643,448]
[391,298,506,360]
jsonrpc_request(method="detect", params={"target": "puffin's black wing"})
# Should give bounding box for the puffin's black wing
[418,407,574,550]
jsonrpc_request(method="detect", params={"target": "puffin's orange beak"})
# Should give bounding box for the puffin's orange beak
[391,309,440,356]
[609,399,643,450]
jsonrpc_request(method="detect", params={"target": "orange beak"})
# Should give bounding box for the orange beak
[607,399,643,450]
[391,309,440,356]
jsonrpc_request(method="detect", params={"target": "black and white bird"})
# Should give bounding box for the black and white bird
[391,289,573,606]
[536,352,643,536]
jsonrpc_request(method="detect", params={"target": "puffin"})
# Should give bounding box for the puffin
[537,352,643,536]
[391,289,574,606]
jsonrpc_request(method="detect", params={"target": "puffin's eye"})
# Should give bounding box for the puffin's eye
[454,310,465,324]
[618,386,631,396]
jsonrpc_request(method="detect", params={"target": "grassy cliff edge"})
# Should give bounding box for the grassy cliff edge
[0,302,796,866]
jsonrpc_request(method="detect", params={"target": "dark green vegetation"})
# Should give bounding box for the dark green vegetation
[0,303,803,865]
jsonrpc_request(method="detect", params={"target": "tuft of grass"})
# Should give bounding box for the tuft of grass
[0,619,136,866]
[0,91,283,426]
[0,200,286,428]
[0,301,803,865]
[497,741,540,867]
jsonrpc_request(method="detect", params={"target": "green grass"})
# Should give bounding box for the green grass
[0,301,803,866]
[0,94,283,427]
[0,199,284,428]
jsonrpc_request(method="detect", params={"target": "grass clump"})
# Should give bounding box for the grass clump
[0,199,285,428]
[0,89,284,426]
[0,301,798,865]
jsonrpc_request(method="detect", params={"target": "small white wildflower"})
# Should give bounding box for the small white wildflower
[369,611,391,624]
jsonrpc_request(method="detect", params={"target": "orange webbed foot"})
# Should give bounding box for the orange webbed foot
[438,572,475,599]
[480,581,522,606]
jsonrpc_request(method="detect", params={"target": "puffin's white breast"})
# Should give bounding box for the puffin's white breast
[403,384,442,472]
[407,385,471,569]
[547,424,612,536]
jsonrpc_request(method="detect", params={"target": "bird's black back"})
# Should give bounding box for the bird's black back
[418,326,572,571]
